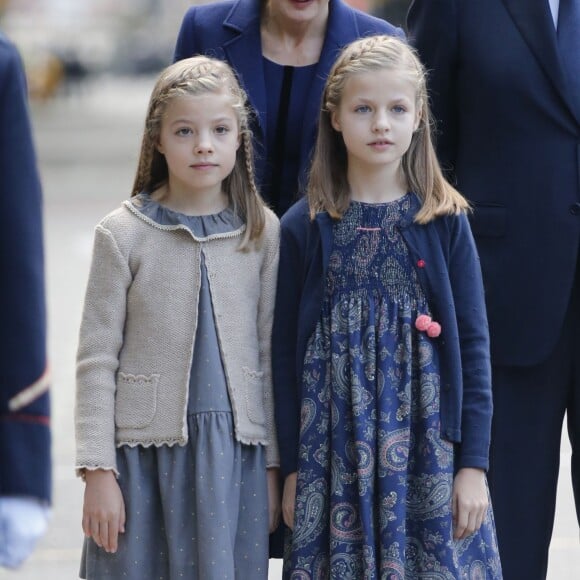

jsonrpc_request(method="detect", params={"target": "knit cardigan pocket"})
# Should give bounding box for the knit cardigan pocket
[114,372,159,429]
[242,367,266,426]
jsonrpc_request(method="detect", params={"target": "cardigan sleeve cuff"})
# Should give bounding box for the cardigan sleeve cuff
[455,453,489,472]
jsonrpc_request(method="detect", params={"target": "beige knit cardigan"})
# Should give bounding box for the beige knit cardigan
[75,199,280,474]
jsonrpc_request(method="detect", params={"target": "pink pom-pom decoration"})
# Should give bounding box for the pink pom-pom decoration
[415,314,432,331]
[426,322,442,338]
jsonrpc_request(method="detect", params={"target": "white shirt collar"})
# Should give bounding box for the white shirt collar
[549,0,559,28]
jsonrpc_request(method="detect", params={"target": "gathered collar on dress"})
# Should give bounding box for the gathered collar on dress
[126,192,245,240]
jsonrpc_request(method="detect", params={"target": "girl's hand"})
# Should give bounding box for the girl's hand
[266,468,281,533]
[452,467,488,540]
[82,469,125,553]
[282,472,297,530]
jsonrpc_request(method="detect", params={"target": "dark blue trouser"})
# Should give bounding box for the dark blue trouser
[488,270,580,580]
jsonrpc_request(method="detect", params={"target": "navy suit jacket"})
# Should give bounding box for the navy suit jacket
[174,0,403,212]
[0,34,50,501]
[273,197,493,478]
[408,0,580,367]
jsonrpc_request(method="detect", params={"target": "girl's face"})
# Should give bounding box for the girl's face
[157,92,240,200]
[330,68,420,178]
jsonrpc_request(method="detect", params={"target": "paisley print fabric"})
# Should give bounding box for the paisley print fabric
[285,197,502,579]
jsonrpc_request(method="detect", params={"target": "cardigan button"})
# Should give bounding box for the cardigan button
[569,203,580,215]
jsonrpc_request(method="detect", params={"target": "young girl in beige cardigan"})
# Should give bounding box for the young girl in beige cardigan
[75,55,280,579]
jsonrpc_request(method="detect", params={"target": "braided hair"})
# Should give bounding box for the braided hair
[308,35,468,223]
[132,56,265,248]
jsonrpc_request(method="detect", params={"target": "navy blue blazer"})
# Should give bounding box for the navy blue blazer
[408,0,580,367]
[174,0,403,213]
[272,196,493,478]
[0,34,50,502]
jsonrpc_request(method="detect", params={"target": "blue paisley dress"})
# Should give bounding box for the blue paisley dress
[285,196,502,579]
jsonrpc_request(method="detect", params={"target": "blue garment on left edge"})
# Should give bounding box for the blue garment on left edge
[285,197,502,579]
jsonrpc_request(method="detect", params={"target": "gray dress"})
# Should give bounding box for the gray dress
[80,195,269,580]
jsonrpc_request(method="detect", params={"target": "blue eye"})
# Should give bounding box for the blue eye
[392,105,407,114]
[355,105,371,113]
[215,125,230,134]
[175,127,192,136]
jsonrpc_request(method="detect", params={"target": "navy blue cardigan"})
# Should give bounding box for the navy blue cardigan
[272,195,492,478]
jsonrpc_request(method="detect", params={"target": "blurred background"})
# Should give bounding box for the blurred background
[3,0,194,98]
[1,0,578,578]
[3,0,410,100]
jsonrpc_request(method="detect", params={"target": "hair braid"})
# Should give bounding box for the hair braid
[308,34,469,222]
[130,55,266,248]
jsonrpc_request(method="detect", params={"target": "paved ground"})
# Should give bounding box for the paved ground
[1,76,578,579]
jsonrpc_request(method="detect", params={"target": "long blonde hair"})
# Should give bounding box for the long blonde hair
[132,55,265,248]
[308,35,469,223]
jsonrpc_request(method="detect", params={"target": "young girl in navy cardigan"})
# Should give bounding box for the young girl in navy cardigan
[273,35,503,578]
